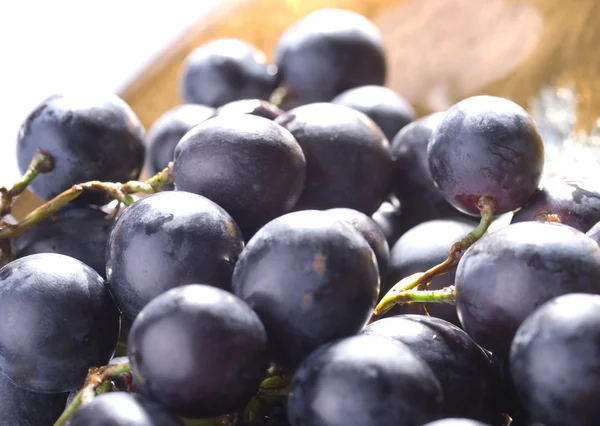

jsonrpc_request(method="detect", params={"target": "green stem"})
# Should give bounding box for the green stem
[370,196,496,322]
[53,361,131,426]
[0,149,54,217]
[0,163,175,242]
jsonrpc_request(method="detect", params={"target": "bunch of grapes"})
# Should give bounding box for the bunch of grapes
[2,8,600,426]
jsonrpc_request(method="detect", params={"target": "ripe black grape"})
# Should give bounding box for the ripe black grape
[173,114,306,237]
[180,38,277,108]
[274,9,386,105]
[428,96,545,216]
[106,191,244,320]
[326,207,390,278]
[146,104,215,178]
[385,219,477,325]
[371,197,404,246]
[510,293,600,426]
[215,99,284,120]
[287,334,444,426]
[0,372,68,426]
[421,420,493,426]
[390,112,467,230]
[455,221,600,359]
[68,392,183,426]
[232,210,379,369]
[362,315,501,423]
[511,177,600,232]
[16,92,145,205]
[275,103,391,215]
[586,219,600,245]
[127,284,268,418]
[331,85,415,141]
[13,205,113,278]
[0,253,120,393]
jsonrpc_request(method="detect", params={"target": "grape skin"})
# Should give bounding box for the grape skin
[127,284,268,418]
[0,253,120,393]
[16,92,145,205]
[455,221,600,359]
[232,210,380,369]
[214,99,284,121]
[180,38,277,108]
[274,8,386,106]
[287,334,444,426]
[106,191,245,320]
[428,96,545,216]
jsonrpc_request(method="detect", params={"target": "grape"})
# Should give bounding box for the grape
[326,207,390,278]
[428,96,545,216]
[16,92,145,205]
[127,284,268,418]
[0,253,119,393]
[421,420,493,426]
[362,315,501,423]
[510,293,600,426]
[0,372,68,426]
[146,104,215,179]
[173,114,306,237]
[331,85,416,141]
[180,38,277,108]
[275,103,391,215]
[106,191,244,320]
[274,9,386,106]
[214,99,284,120]
[390,112,467,230]
[287,334,444,426]
[455,221,600,359]
[586,219,600,245]
[370,197,404,246]
[13,205,113,278]
[511,177,600,232]
[68,392,183,426]
[385,219,477,325]
[232,210,379,369]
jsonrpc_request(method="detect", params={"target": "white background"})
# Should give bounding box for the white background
[0,0,221,185]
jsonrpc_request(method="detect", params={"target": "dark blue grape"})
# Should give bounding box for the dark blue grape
[13,205,113,278]
[287,334,444,426]
[331,85,415,141]
[385,218,477,325]
[326,207,390,278]
[68,392,183,426]
[146,104,215,178]
[370,197,404,246]
[214,99,284,120]
[512,177,600,232]
[362,315,501,423]
[510,293,600,426]
[275,103,391,215]
[180,38,277,107]
[128,284,268,418]
[16,93,145,205]
[421,420,492,426]
[275,9,386,106]
[428,96,545,216]
[0,253,120,393]
[0,372,68,426]
[106,191,244,320]
[173,114,306,238]
[390,112,469,231]
[456,221,600,359]
[232,210,379,369]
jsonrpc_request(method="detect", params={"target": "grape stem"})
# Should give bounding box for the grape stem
[369,196,496,322]
[53,360,131,426]
[0,149,54,217]
[0,162,174,241]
